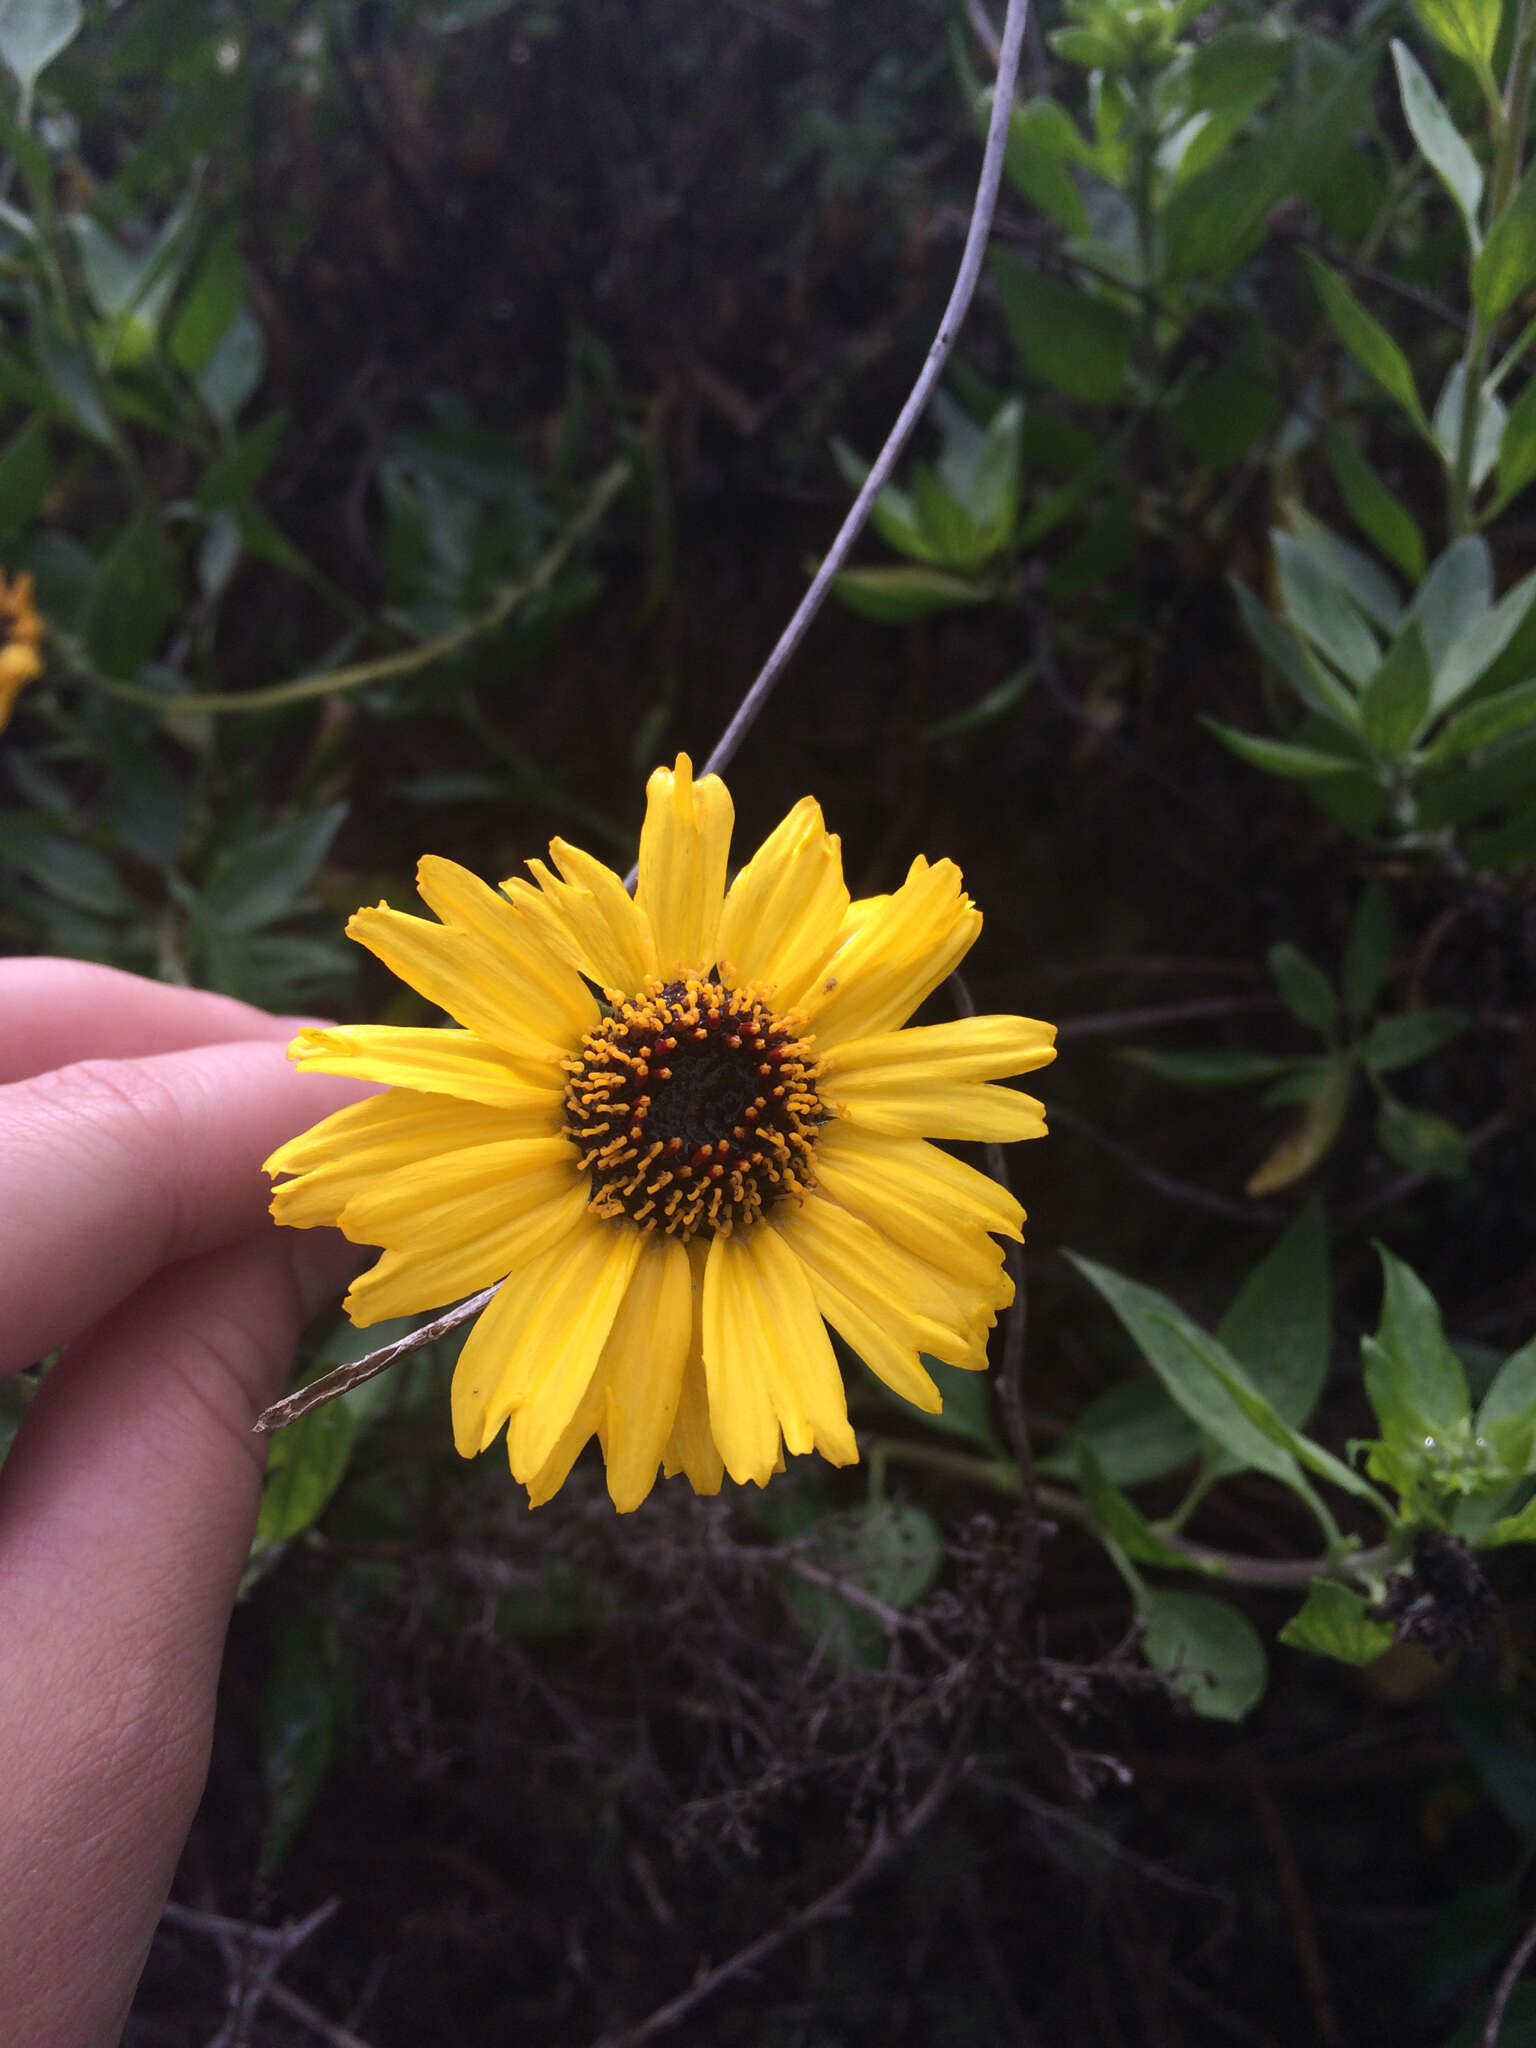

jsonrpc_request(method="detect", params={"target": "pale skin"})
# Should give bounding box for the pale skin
[0,960,369,2048]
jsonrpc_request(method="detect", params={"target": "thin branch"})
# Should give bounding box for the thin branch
[1055,993,1283,1040]
[1048,1101,1287,1227]
[1484,1902,1536,2048]
[254,1284,500,1433]
[696,0,1030,784]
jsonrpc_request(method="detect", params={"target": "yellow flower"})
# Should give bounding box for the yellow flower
[0,571,44,732]
[265,756,1055,1511]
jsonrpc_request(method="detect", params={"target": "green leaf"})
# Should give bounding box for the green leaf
[258,1396,359,1544]
[1229,578,1361,726]
[1475,153,1536,323]
[1303,254,1431,439]
[1291,514,1404,633]
[1066,1255,1309,1489]
[1410,0,1502,74]
[197,306,264,425]
[910,464,984,569]
[1246,1057,1354,1194]
[1325,426,1426,581]
[1482,1494,1536,1545]
[1267,940,1337,1033]
[1429,674,1536,759]
[1279,1579,1395,1664]
[1050,25,1121,67]
[1167,365,1280,467]
[1364,1247,1471,1439]
[1121,1046,1302,1087]
[259,1607,349,1878]
[1497,374,1536,502]
[0,412,49,543]
[8,833,134,915]
[197,803,348,932]
[1217,1197,1331,1429]
[1273,530,1380,685]
[1359,1007,1468,1071]
[1162,1314,1390,1509]
[1203,722,1368,783]
[1433,566,1536,712]
[196,411,286,512]
[916,1354,1006,1455]
[1038,1378,1200,1489]
[1391,40,1483,241]
[1375,1098,1472,1176]
[1477,1335,1536,1438]
[0,0,82,95]
[1433,360,1506,493]
[169,230,245,376]
[1003,100,1091,235]
[1137,1588,1268,1721]
[1359,621,1433,756]
[1467,792,1536,867]
[993,254,1134,404]
[1413,537,1493,670]
[831,562,992,623]
[85,514,177,677]
[1075,1442,1199,1569]
[787,1505,944,1671]
[1341,881,1398,1020]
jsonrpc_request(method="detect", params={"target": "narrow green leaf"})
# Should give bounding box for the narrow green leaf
[0,0,82,94]
[1359,1007,1468,1071]
[993,254,1134,404]
[1475,153,1536,322]
[258,1396,359,1543]
[1066,1255,1307,1488]
[198,803,348,932]
[1246,1057,1354,1194]
[1121,1047,1302,1087]
[1038,1378,1200,1489]
[1137,1588,1269,1721]
[1360,621,1433,755]
[1410,0,1501,73]
[1075,1442,1198,1569]
[831,563,992,623]
[1482,1494,1536,1544]
[1273,530,1380,685]
[1326,426,1426,581]
[1003,101,1091,235]
[0,412,49,542]
[1433,566,1536,712]
[1391,39,1483,240]
[1218,1197,1331,1429]
[1304,254,1431,438]
[1434,360,1506,492]
[1497,374,1536,502]
[1279,1579,1395,1664]
[1341,881,1398,1020]
[1291,514,1404,633]
[1267,940,1337,1033]
[1411,536,1493,669]
[1229,578,1361,726]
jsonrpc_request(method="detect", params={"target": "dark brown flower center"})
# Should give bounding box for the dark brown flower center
[562,975,822,1239]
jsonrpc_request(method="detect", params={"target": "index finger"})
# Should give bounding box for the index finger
[0,1041,370,1377]
[0,958,311,1083]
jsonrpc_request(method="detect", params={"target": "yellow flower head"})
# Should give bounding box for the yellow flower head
[266,757,1056,1511]
[0,571,44,732]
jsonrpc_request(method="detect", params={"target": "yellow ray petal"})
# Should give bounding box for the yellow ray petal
[798,857,981,1050]
[716,795,849,1004]
[267,1087,535,1229]
[772,1219,943,1413]
[450,1242,573,1456]
[820,1014,1056,1086]
[338,1135,579,1246]
[502,839,658,995]
[662,1242,724,1494]
[818,1120,1025,1241]
[503,1223,645,1478]
[635,753,734,975]
[348,857,596,1062]
[775,1189,1006,1370]
[829,1077,1048,1142]
[702,1227,857,1483]
[811,1125,1020,1290]
[346,1176,591,1327]
[287,1023,566,1110]
[592,1231,694,1510]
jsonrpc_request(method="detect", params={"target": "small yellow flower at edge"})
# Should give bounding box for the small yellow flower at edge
[265,757,1056,1512]
[0,570,44,733]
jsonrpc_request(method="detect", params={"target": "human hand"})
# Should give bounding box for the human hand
[0,960,368,2048]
